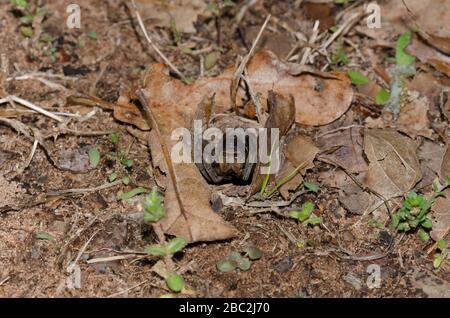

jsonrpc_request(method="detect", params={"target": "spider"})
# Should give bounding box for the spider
[191,96,260,184]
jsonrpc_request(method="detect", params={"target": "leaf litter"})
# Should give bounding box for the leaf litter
[1,0,450,297]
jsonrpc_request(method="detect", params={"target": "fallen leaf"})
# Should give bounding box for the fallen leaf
[317,127,368,174]
[137,89,237,243]
[411,269,450,297]
[141,51,353,127]
[135,0,208,34]
[406,36,450,77]
[442,146,450,180]
[363,129,422,199]
[396,91,433,139]
[430,188,450,242]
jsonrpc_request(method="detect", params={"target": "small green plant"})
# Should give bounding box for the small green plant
[375,89,390,106]
[11,0,46,37]
[217,245,263,273]
[143,192,187,293]
[391,192,433,241]
[106,133,137,193]
[392,178,449,242]
[143,188,166,222]
[433,240,449,269]
[303,181,319,193]
[145,237,188,257]
[289,202,323,226]
[331,46,349,66]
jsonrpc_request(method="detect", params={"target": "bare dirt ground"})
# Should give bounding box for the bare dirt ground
[0,0,449,297]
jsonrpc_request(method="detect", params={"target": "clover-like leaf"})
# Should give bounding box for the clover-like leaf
[244,245,263,260]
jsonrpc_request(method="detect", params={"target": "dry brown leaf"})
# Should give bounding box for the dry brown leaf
[407,36,450,77]
[430,188,450,242]
[277,135,319,199]
[317,128,368,174]
[442,146,450,179]
[397,91,433,139]
[363,129,422,200]
[141,51,353,127]
[67,94,149,130]
[135,0,208,34]
[248,91,296,197]
[137,86,237,243]
[411,269,450,297]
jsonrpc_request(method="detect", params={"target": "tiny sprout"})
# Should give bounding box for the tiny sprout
[110,132,119,144]
[143,189,165,222]
[88,148,100,168]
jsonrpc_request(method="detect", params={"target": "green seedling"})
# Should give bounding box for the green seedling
[106,133,135,186]
[433,240,449,269]
[389,185,450,242]
[143,188,166,222]
[331,46,349,66]
[375,89,390,105]
[145,237,188,257]
[289,202,323,226]
[303,181,319,193]
[383,30,417,115]
[217,245,263,273]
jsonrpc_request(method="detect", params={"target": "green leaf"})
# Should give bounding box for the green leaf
[396,30,416,66]
[143,189,165,222]
[204,52,218,70]
[331,47,348,66]
[12,0,29,9]
[166,237,188,254]
[445,176,450,187]
[35,232,54,241]
[108,172,118,182]
[418,228,430,242]
[376,89,390,105]
[243,245,263,260]
[166,273,184,293]
[237,257,252,271]
[329,26,339,33]
[145,244,167,257]
[397,222,410,232]
[20,26,33,38]
[217,259,237,272]
[304,181,319,193]
[35,7,46,17]
[121,158,133,168]
[437,239,447,251]
[347,70,369,85]
[421,218,433,229]
[89,148,100,168]
[228,251,243,263]
[181,47,193,54]
[121,176,130,185]
[433,254,443,269]
[19,15,33,24]
[119,187,148,200]
[307,216,323,225]
[298,202,315,222]
[87,31,97,39]
[288,210,300,220]
[110,132,119,144]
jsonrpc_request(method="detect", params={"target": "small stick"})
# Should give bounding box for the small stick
[131,0,187,82]
[47,180,122,196]
[0,95,64,122]
[231,14,271,108]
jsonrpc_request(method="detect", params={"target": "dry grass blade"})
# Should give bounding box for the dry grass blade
[0,95,64,122]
